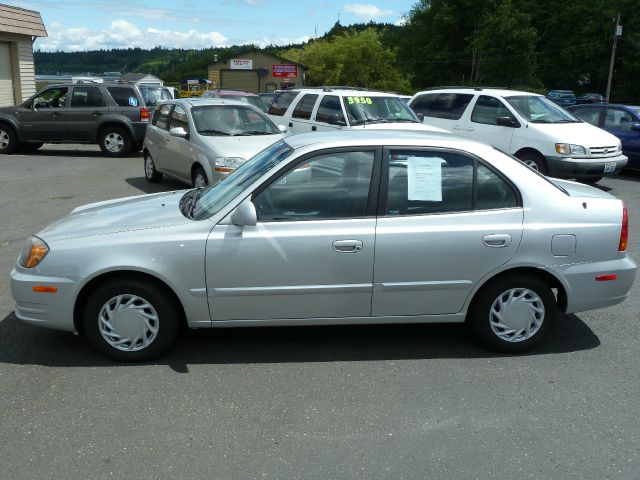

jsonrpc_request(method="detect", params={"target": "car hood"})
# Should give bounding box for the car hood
[38,191,190,243]
[350,122,449,133]
[528,122,620,147]
[199,133,285,159]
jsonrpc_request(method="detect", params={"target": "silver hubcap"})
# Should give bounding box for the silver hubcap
[489,288,545,342]
[145,156,155,178]
[523,159,539,170]
[193,172,207,188]
[98,294,159,351]
[0,130,9,149]
[104,132,124,153]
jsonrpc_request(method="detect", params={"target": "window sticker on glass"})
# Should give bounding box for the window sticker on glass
[407,156,443,201]
[347,96,373,105]
[128,96,139,106]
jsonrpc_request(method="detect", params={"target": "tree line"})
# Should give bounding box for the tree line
[34,0,639,101]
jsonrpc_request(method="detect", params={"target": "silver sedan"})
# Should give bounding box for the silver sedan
[11,131,636,361]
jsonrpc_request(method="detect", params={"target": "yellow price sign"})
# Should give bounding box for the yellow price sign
[347,96,373,105]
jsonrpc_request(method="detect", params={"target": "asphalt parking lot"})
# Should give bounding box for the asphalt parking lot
[1,145,639,479]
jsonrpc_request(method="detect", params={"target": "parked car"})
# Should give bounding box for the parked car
[0,82,150,156]
[576,93,605,104]
[568,104,640,169]
[546,90,577,107]
[202,89,269,113]
[143,98,286,187]
[10,130,636,361]
[409,88,627,183]
[268,87,446,135]
[259,92,275,109]
[138,85,174,110]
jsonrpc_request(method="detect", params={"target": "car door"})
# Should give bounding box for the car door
[603,107,640,168]
[146,103,173,172]
[288,93,318,134]
[205,149,379,321]
[66,86,106,141]
[20,86,68,141]
[313,95,347,132]
[372,148,523,317]
[164,104,193,181]
[462,95,518,152]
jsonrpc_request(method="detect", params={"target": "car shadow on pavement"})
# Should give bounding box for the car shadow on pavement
[125,176,187,194]
[614,171,640,182]
[0,312,600,372]
[21,148,142,158]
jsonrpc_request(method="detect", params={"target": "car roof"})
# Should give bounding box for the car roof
[412,87,540,98]
[288,88,405,97]
[571,103,640,110]
[158,98,257,108]
[208,89,258,97]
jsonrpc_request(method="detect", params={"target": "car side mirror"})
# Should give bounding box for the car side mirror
[496,116,519,128]
[631,123,640,132]
[230,198,257,226]
[416,112,425,122]
[170,126,189,139]
[278,124,288,133]
[327,114,347,126]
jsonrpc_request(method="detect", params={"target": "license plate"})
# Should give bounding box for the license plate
[604,161,616,173]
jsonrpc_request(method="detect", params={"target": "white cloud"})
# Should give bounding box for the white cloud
[36,20,229,51]
[343,3,395,21]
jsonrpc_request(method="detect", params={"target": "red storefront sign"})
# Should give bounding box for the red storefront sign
[272,64,298,78]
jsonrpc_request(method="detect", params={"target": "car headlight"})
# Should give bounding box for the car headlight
[19,236,49,268]
[555,143,586,155]
[214,156,245,172]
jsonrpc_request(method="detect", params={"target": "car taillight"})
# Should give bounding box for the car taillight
[140,107,149,122]
[619,203,628,251]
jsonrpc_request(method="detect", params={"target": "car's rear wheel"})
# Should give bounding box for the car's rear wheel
[144,152,163,183]
[468,274,557,352]
[82,279,180,361]
[192,166,208,188]
[0,124,18,154]
[516,152,548,175]
[99,126,132,157]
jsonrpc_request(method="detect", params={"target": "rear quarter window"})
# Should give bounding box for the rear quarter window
[106,87,142,107]
[268,91,299,116]
[410,93,474,120]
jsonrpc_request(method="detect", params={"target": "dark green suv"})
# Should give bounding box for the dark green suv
[0,83,151,157]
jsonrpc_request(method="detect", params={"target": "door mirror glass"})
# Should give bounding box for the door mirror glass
[631,123,640,132]
[327,114,347,126]
[278,124,288,133]
[416,112,425,122]
[496,116,518,128]
[169,126,189,138]
[230,198,257,226]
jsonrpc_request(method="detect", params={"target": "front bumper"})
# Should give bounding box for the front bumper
[10,267,78,332]
[545,153,628,179]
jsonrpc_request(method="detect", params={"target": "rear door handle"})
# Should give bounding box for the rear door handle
[311,126,317,131]
[465,127,475,132]
[92,111,102,117]
[483,234,512,248]
[452,125,463,131]
[332,240,363,253]
[288,122,293,127]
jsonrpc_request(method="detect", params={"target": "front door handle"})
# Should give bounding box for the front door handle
[50,111,61,117]
[289,122,293,127]
[92,111,102,117]
[311,126,317,131]
[332,240,363,253]
[483,234,512,248]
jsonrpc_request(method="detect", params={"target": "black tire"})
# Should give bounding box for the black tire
[98,126,132,157]
[20,142,43,152]
[192,166,208,187]
[516,151,548,175]
[468,274,557,353]
[579,176,603,185]
[0,124,18,154]
[144,152,163,183]
[82,278,180,361]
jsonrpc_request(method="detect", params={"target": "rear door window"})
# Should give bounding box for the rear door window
[410,93,474,120]
[106,87,141,107]
[604,108,636,132]
[292,94,318,120]
[70,86,105,108]
[572,108,602,126]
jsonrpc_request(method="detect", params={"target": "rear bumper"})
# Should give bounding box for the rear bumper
[551,256,637,314]
[545,153,627,178]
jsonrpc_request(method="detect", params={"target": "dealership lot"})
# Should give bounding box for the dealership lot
[1,146,639,479]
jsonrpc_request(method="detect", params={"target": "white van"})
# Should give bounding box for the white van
[409,88,627,183]
[269,88,447,136]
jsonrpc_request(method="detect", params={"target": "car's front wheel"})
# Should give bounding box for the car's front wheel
[0,124,18,154]
[99,126,132,157]
[192,166,208,188]
[144,152,163,183]
[468,274,557,352]
[516,152,548,175]
[82,278,180,361]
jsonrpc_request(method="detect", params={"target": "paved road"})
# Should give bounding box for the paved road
[1,146,639,479]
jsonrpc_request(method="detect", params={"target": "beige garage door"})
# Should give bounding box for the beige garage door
[0,42,15,106]
[221,70,259,94]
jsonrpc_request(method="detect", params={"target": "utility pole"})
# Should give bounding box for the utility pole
[605,13,622,103]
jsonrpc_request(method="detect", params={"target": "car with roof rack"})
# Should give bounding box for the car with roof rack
[409,87,627,183]
[268,87,447,136]
[0,82,152,156]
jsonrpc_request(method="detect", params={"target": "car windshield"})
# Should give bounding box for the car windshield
[505,95,580,123]
[191,105,280,136]
[343,95,419,125]
[140,87,172,106]
[192,140,293,220]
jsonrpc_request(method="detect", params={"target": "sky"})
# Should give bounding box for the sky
[11,0,418,52]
